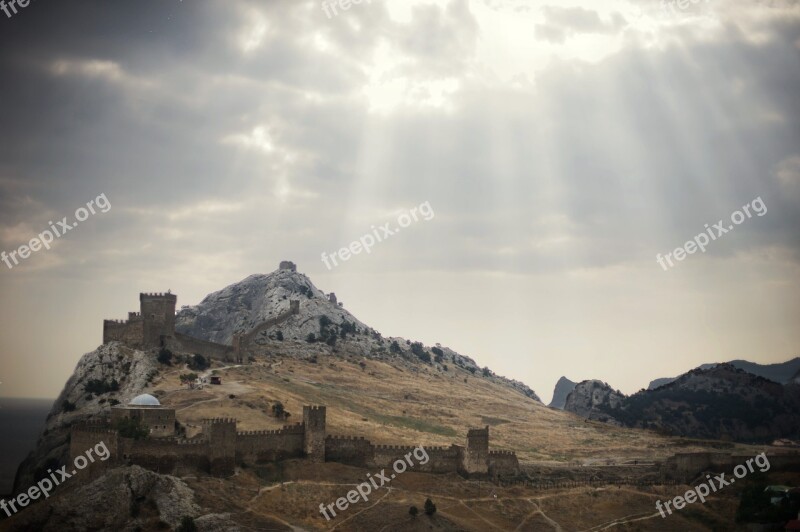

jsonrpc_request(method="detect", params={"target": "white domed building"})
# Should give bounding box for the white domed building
[110,393,176,438]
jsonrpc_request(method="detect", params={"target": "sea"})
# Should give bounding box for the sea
[0,398,53,496]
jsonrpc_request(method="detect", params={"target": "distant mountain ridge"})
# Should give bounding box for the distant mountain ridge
[566,363,800,443]
[548,376,577,409]
[648,358,800,390]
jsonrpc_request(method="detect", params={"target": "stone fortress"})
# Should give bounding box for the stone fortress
[72,396,520,479]
[85,261,521,479]
[102,261,302,363]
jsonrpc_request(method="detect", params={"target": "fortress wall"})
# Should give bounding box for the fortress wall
[488,451,520,477]
[120,438,210,475]
[325,436,374,467]
[171,333,233,361]
[241,308,298,346]
[103,319,143,349]
[235,430,304,463]
[664,452,800,480]
[69,427,120,477]
[370,445,461,473]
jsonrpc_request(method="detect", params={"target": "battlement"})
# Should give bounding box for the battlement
[74,425,117,435]
[176,439,206,446]
[128,312,142,319]
[374,445,417,452]
[327,435,368,441]
[467,426,489,438]
[237,423,304,437]
[140,292,177,300]
[202,418,237,425]
[489,450,516,456]
[305,405,325,412]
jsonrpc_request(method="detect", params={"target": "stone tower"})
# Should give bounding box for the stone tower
[464,426,489,475]
[140,292,177,349]
[204,418,237,477]
[303,405,326,462]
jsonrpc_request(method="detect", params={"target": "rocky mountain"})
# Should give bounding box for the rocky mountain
[13,343,159,492]
[14,264,541,496]
[563,380,625,424]
[548,376,577,409]
[175,266,540,401]
[648,357,800,390]
[572,364,800,443]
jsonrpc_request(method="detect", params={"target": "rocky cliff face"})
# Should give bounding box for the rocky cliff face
[548,376,577,409]
[563,380,625,424]
[13,343,158,492]
[4,466,210,532]
[175,269,368,346]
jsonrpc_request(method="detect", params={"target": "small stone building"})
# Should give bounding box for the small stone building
[110,394,176,438]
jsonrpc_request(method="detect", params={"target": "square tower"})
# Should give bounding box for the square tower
[303,405,326,462]
[140,292,177,349]
[203,418,237,477]
[464,426,489,475]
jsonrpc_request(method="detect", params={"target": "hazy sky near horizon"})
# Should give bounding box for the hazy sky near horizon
[0,0,799,403]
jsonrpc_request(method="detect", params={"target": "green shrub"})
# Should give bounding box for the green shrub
[84,378,120,395]
[157,348,173,365]
[188,354,210,371]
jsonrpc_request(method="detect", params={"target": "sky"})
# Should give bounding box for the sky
[0,0,798,404]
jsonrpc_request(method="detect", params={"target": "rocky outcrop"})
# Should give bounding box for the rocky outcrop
[563,380,625,424]
[548,377,577,409]
[3,466,207,531]
[175,266,541,402]
[13,343,158,493]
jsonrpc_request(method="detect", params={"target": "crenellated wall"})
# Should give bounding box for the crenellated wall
[326,436,374,466]
[169,333,234,361]
[119,437,210,476]
[70,404,522,482]
[103,319,144,349]
[488,450,519,477]
[236,424,305,463]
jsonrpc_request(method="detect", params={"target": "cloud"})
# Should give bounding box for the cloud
[535,6,626,43]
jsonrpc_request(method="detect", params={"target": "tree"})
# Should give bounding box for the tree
[179,373,198,385]
[188,354,210,371]
[272,402,285,419]
[409,506,419,517]
[424,498,437,516]
[275,330,284,341]
[482,367,491,377]
[157,348,173,365]
[390,341,401,354]
[306,333,316,343]
[431,346,444,357]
